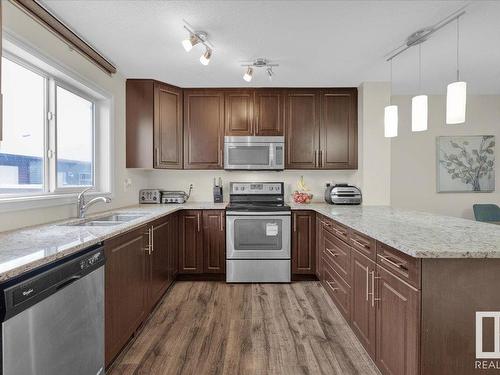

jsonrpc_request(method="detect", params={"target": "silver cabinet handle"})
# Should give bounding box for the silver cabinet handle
[293,213,297,232]
[319,150,323,168]
[151,227,154,253]
[326,248,338,257]
[197,213,201,232]
[365,266,370,301]
[378,254,406,270]
[332,227,346,237]
[144,228,152,255]
[327,281,339,292]
[155,147,160,166]
[352,238,369,249]
[371,270,381,307]
[220,213,224,232]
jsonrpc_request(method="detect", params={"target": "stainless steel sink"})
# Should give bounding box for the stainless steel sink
[63,212,146,227]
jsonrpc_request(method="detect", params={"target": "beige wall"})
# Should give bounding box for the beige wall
[0,2,148,231]
[391,94,500,219]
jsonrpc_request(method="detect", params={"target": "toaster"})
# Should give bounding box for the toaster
[139,189,161,204]
[324,184,362,205]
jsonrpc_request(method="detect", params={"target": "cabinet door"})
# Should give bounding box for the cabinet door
[292,211,316,275]
[254,89,283,136]
[376,265,420,375]
[319,89,358,169]
[149,217,171,308]
[350,249,377,358]
[284,90,320,169]
[154,83,183,168]
[202,210,226,273]
[105,226,148,366]
[179,210,204,273]
[225,90,254,136]
[184,90,224,169]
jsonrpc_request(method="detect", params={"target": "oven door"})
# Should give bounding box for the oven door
[226,212,291,259]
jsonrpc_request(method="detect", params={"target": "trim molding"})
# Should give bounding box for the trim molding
[8,0,117,74]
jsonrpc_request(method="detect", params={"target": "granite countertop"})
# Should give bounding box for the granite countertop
[290,203,500,259]
[1,202,499,283]
[0,202,226,282]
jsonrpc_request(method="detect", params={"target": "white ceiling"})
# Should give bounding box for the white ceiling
[40,1,500,94]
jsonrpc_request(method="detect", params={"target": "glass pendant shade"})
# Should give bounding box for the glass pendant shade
[182,34,199,52]
[446,81,467,124]
[243,67,253,82]
[384,105,398,138]
[411,95,428,132]
[199,49,212,66]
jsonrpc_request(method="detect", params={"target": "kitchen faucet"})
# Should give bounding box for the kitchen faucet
[77,187,111,218]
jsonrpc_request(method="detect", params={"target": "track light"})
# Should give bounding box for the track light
[182,34,199,52]
[200,48,212,66]
[243,67,253,82]
[241,58,278,82]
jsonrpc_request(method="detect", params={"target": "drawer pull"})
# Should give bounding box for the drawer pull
[326,281,339,292]
[365,266,370,301]
[379,254,407,271]
[332,227,346,237]
[326,248,338,257]
[352,238,369,249]
[371,271,381,307]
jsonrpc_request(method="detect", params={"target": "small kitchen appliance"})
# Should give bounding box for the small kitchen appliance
[224,136,284,170]
[213,177,223,203]
[161,184,193,204]
[226,182,291,283]
[139,189,161,203]
[324,183,362,205]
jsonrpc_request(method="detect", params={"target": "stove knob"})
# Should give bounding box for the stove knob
[269,186,273,191]
[241,187,245,191]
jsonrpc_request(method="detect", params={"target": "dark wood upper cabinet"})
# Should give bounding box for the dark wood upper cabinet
[292,210,316,275]
[126,80,182,169]
[104,226,148,366]
[202,210,226,273]
[178,210,204,273]
[254,89,283,136]
[225,90,254,136]
[320,89,358,169]
[154,82,183,168]
[284,90,321,169]
[184,90,224,169]
[376,265,420,375]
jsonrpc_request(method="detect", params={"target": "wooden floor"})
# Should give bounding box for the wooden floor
[109,281,380,375]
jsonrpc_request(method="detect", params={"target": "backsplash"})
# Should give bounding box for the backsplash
[146,170,361,203]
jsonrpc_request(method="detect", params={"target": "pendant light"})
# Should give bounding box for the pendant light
[384,59,398,138]
[412,44,428,132]
[446,17,467,124]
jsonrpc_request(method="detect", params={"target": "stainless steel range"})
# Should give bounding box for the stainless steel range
[226,182,291,283]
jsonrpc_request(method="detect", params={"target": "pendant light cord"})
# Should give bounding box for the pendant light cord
[456,17,460,81]
[418,44,422,93]
[389,59,393,105]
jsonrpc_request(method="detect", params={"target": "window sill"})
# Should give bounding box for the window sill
[0,192,112,214]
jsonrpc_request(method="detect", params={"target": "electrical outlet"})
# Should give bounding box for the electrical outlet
[124,178,132,192]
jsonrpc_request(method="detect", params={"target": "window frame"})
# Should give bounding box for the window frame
[0,32,113,212]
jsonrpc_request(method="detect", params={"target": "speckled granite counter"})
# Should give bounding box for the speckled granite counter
[291,203,500,259]
[0,203,226,282]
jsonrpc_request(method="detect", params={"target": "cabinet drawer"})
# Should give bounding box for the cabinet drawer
[323,231,351,284]
[320,215,349,243]
[376,242,421,289]
[322,260,351,320]
[349,230,376,260]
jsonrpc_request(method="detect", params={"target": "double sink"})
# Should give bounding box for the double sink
[66,213,147,227]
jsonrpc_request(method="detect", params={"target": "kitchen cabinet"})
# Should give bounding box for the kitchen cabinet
[350,249,377,358]
[375,264,420,375]
[184,89,224,169]
[225,90,254,136]
[254,89,283,136]
[202,210,226,273]
[126,79,183,169]
[319,89,358,169]
[284,88,358,169]
[178,210,204,273]
[104,225,149,366]
[284,90,321,169]
[292,210,316,275]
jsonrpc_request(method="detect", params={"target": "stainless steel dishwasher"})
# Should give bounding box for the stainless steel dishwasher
[0,245,105,375]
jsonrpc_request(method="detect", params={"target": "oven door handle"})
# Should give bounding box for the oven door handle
[225,211,291,216]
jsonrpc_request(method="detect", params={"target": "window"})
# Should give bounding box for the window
[0,55,99,197]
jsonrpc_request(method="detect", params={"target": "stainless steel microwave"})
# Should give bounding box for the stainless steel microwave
[224,136,284,170]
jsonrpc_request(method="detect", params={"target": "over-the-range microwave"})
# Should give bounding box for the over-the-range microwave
[224,136,284,170]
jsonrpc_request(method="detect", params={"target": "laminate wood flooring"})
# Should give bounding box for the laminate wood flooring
[109,281,380,375]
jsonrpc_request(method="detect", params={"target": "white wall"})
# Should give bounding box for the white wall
[391,95,500,219]
[147,82,392,205]
[0,2,148,231]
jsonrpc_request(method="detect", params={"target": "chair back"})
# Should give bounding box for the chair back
[473,204,500,222]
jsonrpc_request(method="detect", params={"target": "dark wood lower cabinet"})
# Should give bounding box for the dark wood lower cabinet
[292,211,316,276]
[178,210,204,273]
[376,265,420,375]
[202,210,226,273]
[105,225,149,367]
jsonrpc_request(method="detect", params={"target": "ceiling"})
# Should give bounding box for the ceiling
[40,1,500,94]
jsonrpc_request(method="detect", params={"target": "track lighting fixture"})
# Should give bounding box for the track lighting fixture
[243,67,253,82]
[182,20,215,66]
[241,58,278,82]
[200,48,212,66]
